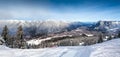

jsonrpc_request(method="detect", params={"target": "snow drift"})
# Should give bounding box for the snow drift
[0,38,120,57]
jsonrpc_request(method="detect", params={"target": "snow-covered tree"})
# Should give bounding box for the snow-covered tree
[108,36,112,40]
[0,36,5,45]
[98,33,103,43]
[118,31,120,38]
[16,25,26,48]
[17,25,23,40]
[1,25,9,45]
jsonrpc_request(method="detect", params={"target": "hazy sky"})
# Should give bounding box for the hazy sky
[0,0,120,22]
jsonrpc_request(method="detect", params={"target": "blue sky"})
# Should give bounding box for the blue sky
[0,0,120,22]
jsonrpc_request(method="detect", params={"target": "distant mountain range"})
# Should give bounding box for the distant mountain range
[92,21,120,34]
[0,20,120,36]
[0,20,69,36]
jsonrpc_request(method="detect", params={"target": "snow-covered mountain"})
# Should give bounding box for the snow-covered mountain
[0,20,70,36]
[0,38,120,57]
[0,20,93,36]
[93,21,120,33]
[0,20,120,37]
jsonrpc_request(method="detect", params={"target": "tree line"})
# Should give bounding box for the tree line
[1,25,26,48]
[1,25,120,49]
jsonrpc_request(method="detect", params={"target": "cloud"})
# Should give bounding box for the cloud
[0,0,120,21]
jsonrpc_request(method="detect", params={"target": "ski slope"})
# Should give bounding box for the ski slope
[0,38,120,57]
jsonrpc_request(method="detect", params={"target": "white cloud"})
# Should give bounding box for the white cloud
[0,4,119,22]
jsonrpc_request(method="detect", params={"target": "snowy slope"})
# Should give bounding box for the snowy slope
[0,39,120,57]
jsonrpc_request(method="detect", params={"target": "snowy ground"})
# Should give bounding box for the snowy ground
[0,38,120,57]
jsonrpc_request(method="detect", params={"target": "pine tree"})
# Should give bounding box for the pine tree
[17,25,23,40]
[1,25,9,45]
[16,25,24,48]
[118,31,120,38]
[98,33,103,43]
[108,36,112,40]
